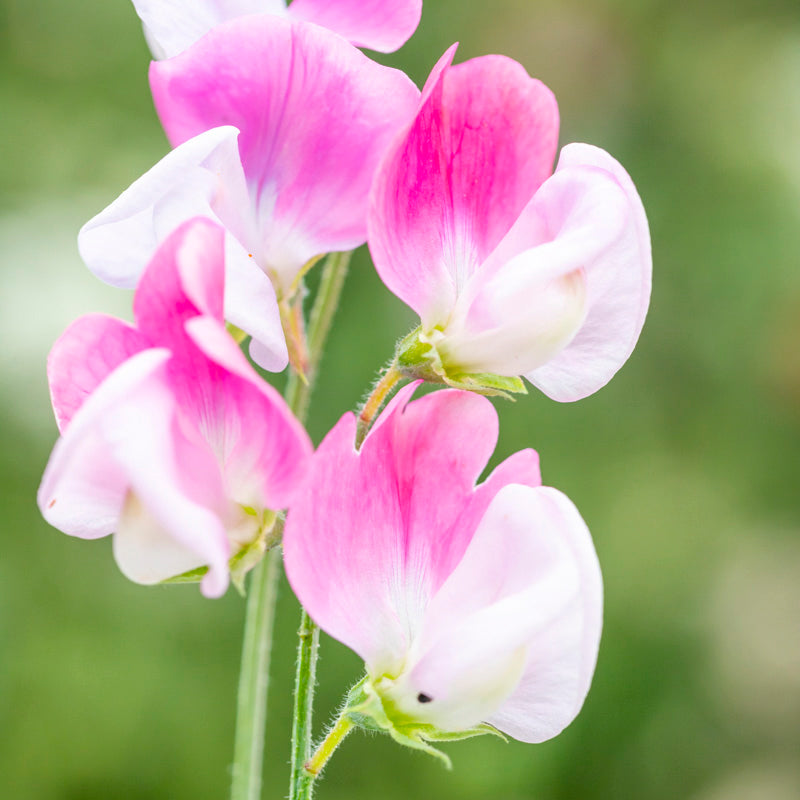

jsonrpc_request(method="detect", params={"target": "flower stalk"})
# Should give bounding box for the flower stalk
[231,250,351,800]
[355,362,405,448]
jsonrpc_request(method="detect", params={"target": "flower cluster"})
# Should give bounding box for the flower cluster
[38,0,650,789]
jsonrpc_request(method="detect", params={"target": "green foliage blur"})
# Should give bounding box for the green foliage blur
[2,1,799,798]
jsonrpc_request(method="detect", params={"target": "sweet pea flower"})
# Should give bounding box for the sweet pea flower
[39,218,312,597]
[79,17,420,371]
[283,384,602,748]
[131,0,423,59]
[369,46,652,402]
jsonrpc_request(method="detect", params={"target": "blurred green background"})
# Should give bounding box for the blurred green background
[2,0,799,798]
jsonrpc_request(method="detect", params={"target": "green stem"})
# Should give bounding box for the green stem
[230,545,281,800]
[295,713,355,799]
[231,251,351,800]
[289,610,321,800]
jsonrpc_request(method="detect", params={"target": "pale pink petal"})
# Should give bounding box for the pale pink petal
[289,0,421,53]
[38,349,172,540]
[385,484,600,737]
[131,1,281,59]
[150,16,420,290]
[486,487,603,742]
[525,144,652,401]
[284,386,501,675]
[440,160,633,378]
[79,126,244,289]
[284,410,408,673]
[369,48,559,327]
[48,314,149,433]
[104,368,232,598]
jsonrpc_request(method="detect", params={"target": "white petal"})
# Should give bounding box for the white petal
[79,126,245,289]
[132,1,284,59]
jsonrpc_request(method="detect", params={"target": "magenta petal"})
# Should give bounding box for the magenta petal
[369,49,559,326]
[38,349,172,540]
[133,218,225,359]
[289,0,421,53]
[48,314,149,433]
[150,16,420,287]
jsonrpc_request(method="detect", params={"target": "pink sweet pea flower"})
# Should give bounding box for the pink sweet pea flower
[369,46,652,402]
[283,384,602,743]
[131,0,422,59]
[39,218,312,597]
[79,17,420,372]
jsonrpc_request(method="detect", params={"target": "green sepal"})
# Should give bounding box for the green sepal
[159,509,279,595]
[395,327,528,400]
[341,676,505,770]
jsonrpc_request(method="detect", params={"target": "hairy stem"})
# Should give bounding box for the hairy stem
[294,713,355,799]
[231,251,350,800]
[355,362,405,448]
[289,610,321,799]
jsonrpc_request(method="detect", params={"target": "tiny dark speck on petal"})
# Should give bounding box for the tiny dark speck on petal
[417,693,433,703]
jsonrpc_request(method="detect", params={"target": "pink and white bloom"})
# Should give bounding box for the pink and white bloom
[40,218,312,597]
[79,17,420,371]
[131,0,423,59]
[283,384,602,742]
[369,47,652,402]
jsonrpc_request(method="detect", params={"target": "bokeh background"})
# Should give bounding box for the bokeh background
[2,0,800,798]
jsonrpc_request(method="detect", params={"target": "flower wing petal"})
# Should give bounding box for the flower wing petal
[525,144,652,400]
[38,349,171,540]
[391,484,601,737]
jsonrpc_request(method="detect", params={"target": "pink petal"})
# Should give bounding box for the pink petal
[133,218,225,358]
[150,16,420,290]
[175,318,313,511]
[47,314,149,433]
[38,349,172,540]
[288,0,421,53]
[369,47,559,327]
[283,386,500,674]
[525,144,652,400]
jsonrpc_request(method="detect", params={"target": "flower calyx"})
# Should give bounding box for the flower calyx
[341,675,506,769]
[395,327,528,400]
[160,509,280,595]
